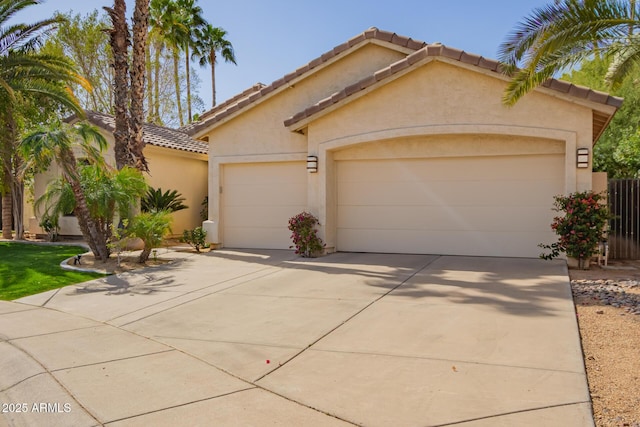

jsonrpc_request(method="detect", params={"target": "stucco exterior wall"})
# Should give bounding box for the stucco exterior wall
[200,39,614,256]
[28,129,207,237]
[205,43,411,239]
[307,60,593,187]
[144,145,208,234]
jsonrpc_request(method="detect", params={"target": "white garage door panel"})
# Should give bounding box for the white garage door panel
[337,154,563,257]
[225,182,306,206]
[339,179,561,207]
[223,162,306,249]
[338,229,546,257]
[338,205,554,232]
[339,156,564,182]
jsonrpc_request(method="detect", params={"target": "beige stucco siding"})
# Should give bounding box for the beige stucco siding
[308,60,592,145]
[144,145,208,234]
[200,36,614,256]
[29,130,207,237]
[221,162,307,249]
[307,60,593,191]
[203,43,407,158]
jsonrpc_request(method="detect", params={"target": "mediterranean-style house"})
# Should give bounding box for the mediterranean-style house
[28,111,208,237]
[186,28,620,258]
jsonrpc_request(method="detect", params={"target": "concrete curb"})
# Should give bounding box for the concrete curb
[59,253,108,275]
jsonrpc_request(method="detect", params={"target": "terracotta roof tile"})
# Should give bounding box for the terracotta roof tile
[81,111,208,155]
[184,28,427,136]
[460,52,481,66]
[548,79,571,93]
[587,90,610,104]
[374,66,393,81]
[479,57,500,71]
[390,59,410,73]
[360,74,377,89]
[441,46,463,60]
[333,41,350,55]
[284,41,623,130]
[568,84,590,99]
[375,29,394,42]
[197,83,265,121]
[407,48,428,65]
[344,82,362,97]
[185,27,621,140]
[347,33,366,47]
[391,33,410,47]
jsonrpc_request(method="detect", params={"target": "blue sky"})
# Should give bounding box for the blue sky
[15,0,551,111]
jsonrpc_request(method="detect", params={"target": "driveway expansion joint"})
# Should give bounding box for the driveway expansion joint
[428,401,592,426]
[253,255,442,382]
[102,386,257,425]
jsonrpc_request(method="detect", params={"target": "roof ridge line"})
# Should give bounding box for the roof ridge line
[186,28,427,136]
[283,43,623,128]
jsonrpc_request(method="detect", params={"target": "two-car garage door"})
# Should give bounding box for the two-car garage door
[336,154,564,258]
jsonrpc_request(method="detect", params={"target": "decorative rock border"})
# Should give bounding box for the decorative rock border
[572,279,640,315]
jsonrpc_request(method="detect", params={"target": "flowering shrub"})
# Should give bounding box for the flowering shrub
[288,211,324,257]
[539,191,609,268]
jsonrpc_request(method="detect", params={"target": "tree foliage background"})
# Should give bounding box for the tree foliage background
[42,9,204,128]
[562,57,640,178]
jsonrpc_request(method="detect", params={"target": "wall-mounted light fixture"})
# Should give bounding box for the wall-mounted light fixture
[307,155,318,173]
[577,148,589,168]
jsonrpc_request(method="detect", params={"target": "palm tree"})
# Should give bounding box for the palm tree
[21,122,111,260]
[149,0,189,126]
[498,0,639,105]
[130,0,150,172]
[0,0,86,239]
[104,0,150,171]
[176,0,205,123]
[193,24,236,107]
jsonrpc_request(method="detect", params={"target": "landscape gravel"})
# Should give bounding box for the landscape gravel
[570,269,640,427]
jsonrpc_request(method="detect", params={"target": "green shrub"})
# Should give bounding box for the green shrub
[142,187,188,213]
[128,211,172,263]
[39,213,59,242]
[182,227,207,252]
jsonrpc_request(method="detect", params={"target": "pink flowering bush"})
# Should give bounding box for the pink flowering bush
[288,211,324,257]
[539,191,609,268]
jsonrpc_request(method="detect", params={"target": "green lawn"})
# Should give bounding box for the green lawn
[0,242,104,300]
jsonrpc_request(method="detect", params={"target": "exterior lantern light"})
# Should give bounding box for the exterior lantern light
[307,155,318,173]
[577,148,589,168]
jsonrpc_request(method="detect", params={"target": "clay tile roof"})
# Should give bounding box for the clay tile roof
[81,111,208,155]
[284,42,624,130]
[184,28,427,136]
[196,83,266,122]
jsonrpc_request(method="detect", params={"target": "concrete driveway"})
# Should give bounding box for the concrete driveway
[0,250,592,426]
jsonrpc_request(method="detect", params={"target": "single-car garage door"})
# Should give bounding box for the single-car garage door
[336,154,564,257]
[223,162,307,249]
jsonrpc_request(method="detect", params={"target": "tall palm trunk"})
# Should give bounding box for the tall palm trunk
[153,41,163,122]
[105,0,132,170]
[130,0,149,172]
[173,48,184,127]
[145,44,153,123]
[185,44,192,122]
[210,50,216,107]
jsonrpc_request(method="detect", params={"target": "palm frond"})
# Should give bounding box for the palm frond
[499,0,639,104]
